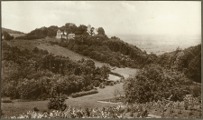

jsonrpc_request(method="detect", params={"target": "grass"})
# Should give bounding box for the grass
[1,100,48,116]
[37,43,108,67]
[1,83,124,116]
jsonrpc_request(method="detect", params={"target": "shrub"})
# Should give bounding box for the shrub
[191,85,201,98]
[99,83,105,89]
[93,80,100,87]
[71,90,98,98]
[109,82,114,86]
[48,96,67,111]
[124,64,190,103]
[17,78,50,100]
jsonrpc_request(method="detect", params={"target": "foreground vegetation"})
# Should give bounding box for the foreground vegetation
[2,41,111,100]
[124,64,201,103]
[2,95,201,119]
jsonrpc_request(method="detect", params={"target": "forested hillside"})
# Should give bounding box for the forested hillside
[16,23,157,68]
[157,44,201,83]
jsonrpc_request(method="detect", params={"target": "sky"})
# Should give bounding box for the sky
[2,1,201,36]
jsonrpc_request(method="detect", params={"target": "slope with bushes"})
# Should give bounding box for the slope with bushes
[157,44,201,83]
[124,64,201,103]
[2,42,111,100]
[16,23,157,68]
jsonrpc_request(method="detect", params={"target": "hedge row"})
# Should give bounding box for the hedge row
[110,72,124,79]
[71,90,98,98]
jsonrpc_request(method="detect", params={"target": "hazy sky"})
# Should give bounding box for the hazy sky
[2,1,201,36]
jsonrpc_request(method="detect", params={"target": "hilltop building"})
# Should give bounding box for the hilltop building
[68,33,75,40]
[56,29,75,40]
[56,29,62,39]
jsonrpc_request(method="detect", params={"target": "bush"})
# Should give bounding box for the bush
[109,82,114,86]
[191,85,201,98]
[124,64,191,103]
[93,80,100,87]
[99,83,105,89]
[110,72,124,79]
[71,90,98,98]
[18,78,50,100]
[48,96,67,111]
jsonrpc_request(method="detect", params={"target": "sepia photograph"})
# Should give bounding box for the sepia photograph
[1,1,202,119]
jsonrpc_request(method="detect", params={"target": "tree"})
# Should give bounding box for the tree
[114,88,122,99]
[48,96,67,111]
[100,65,110,79]
[2,31,14,40]
[90,27,95,36]
[64,23,77,34]
[47,25,58,37]
[75,25,88,35]
[97,27,105,35]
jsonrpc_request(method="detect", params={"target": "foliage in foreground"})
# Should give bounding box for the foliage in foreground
[124,64,199,103]
[2,96,201,119]
[48,96,67,111]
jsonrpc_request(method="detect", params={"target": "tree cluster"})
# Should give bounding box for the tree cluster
[124,64,197,103]
[157,44,201,83]
[59,32,156,68]
[2,42,111,100]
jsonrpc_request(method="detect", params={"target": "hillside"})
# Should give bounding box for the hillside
[2,27,24,34]
[3,39,137,78]
[157,44,201,83]
[17,23,157,68]
[2,27,25,38]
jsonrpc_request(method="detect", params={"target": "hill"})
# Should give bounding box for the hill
[2,27,24,34]
[15,23,157,68]
[157,44,201,83]
[2,27,25,38]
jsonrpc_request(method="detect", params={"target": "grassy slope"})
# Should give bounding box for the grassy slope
[37,43,107,67]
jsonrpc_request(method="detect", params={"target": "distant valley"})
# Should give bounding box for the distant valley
[114,34,201,55]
